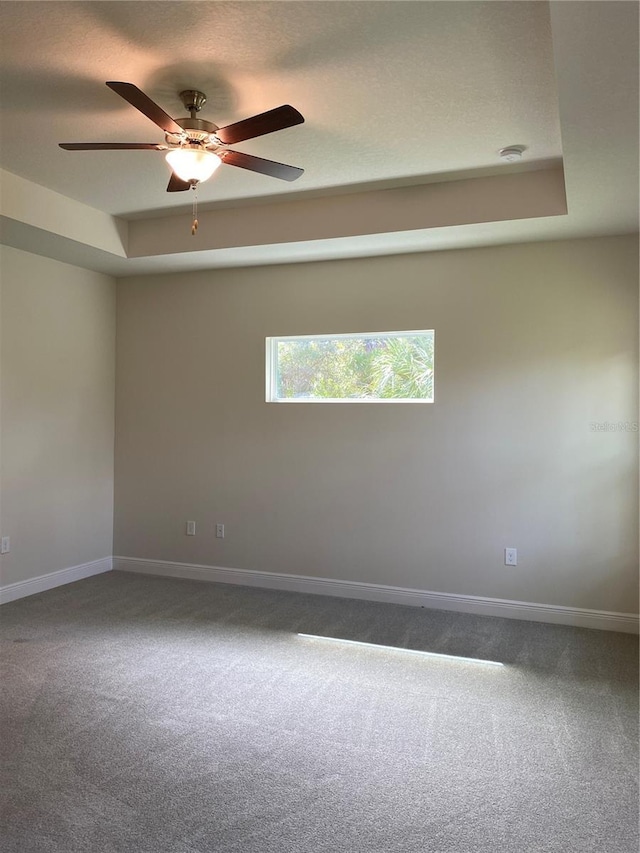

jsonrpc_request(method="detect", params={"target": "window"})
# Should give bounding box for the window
[266,330,434,403]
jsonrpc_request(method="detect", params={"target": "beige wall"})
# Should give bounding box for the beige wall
[114,235,639,613]
[0,246,116,586]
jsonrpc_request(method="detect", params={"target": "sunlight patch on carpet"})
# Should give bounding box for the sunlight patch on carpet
[297,633,504,666]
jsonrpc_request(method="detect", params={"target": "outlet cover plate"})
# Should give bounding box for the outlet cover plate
[505,547,517,566]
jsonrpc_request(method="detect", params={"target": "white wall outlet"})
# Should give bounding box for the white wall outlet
[186,521,196,536]
[1,536,9,554]
[216,523,225,539]
[504,547,517,566]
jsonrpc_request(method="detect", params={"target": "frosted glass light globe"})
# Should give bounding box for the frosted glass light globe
[166,147,221,183]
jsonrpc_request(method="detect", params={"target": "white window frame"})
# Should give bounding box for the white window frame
[266,329,435,403]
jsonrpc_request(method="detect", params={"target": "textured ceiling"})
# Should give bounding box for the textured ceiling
[0,0,561,216]
[0,1,637,275]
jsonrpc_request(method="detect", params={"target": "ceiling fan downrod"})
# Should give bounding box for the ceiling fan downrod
[179,89,207,119]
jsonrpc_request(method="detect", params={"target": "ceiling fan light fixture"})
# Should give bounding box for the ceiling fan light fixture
[165,146,221,184]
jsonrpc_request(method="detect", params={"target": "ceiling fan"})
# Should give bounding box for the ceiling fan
[59,82,305,192]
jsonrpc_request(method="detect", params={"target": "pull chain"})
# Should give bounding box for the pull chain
[191,182,199,236]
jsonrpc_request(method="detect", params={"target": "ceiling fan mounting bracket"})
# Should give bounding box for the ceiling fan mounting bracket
[179,89,207,114]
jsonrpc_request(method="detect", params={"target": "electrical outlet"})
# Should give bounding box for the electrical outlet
[504,547,517,566]
[1,536,9,554]
[186,521,196,536]
[216,523,225,539]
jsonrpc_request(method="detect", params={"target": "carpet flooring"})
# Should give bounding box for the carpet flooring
[1,570,638,853]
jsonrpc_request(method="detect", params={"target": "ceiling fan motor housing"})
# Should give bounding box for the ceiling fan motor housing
[166,117,221,150]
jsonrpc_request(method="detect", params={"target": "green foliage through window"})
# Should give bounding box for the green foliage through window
[267,331,434,402]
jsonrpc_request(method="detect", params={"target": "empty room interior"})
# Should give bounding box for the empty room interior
[0,2,638,852]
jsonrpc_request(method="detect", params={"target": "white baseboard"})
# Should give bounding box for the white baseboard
[114,556,639,634]
[0,557,113,605]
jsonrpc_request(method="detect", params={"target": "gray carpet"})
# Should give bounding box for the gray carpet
[1,571,638,853]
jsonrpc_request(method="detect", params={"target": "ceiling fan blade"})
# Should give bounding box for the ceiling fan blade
[216,105,304,145]
[221,150,304,181]
[59,142,166,150]
[167,173,192,192]
[106,82,183,134]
